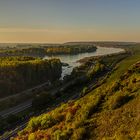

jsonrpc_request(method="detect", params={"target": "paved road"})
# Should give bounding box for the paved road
[1,122,27,140]
[0,92,80,140]
[0,100,32,118]
[0,81,50,118]
[0,76,84,119]
[0,63,112,139]
[0,82,50,102]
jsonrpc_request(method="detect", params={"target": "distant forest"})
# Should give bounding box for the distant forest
[0,45,97,57]
[0,56,62,98]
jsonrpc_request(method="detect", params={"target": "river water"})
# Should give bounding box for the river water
[44,46,124,79]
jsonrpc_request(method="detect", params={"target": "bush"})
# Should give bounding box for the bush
[110,81,121,93]
[32,92,53,110]
[80,87,88,97]
[53,130,69,140]
[0,57,62,97]
[109,93,132,109]
[115,134,132,140]
[66,112,73,122]
[71,127,86,140]
[28,133,36,140]
[86,62,105,80]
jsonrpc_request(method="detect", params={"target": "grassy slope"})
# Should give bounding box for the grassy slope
[108,46,140,82]
[13,45,140,140]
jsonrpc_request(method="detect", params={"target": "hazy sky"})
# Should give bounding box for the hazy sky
[0,0,140,43]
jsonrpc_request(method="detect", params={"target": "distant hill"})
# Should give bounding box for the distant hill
[64,41,139,45]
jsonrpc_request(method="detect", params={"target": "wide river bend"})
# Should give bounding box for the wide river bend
[44,46,124,79]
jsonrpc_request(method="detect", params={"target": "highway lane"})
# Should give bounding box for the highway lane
[0,46,126,140]
[1,122,27,140]
[2,47,102,119]
[0,75,84,119]
[0,81,50,102]
[0,92,80,140]
[0,100,32,118]
[0,81,50,118]
[0,61,114,139]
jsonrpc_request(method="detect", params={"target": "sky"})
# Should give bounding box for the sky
[0,0,140,43]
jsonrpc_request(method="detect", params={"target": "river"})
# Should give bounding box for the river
[44,46,124,79]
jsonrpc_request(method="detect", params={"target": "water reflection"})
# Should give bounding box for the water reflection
[44,46,124,79]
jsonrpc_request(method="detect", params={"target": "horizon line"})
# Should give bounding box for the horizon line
[0,41,139,44]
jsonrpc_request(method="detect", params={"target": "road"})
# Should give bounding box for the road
[0,62,117,139]
[0,75,84,119]
[0,81,50,102]
[0,64,112,140]
[0,81,50,118]
[0,75,84,140]
[0,92,80,140]
[1,122,27,140]
[0,46,126,140]
[0,100,32,118]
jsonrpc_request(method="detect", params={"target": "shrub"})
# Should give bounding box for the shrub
[109,93,132,109]
[66,112,73,122]
[80,87,88,97]
[115,134,132,140]
[32,92,53,110]
[0,57,62,97]
[28,133,36,140]
[71,127,86,140]
[86,62,105,80]
[53,130,69,140]
[27,117,41,131]
[110,81,121,93]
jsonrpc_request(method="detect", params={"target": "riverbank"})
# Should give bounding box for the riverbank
[77,46,126,64]
[44,46,125,79]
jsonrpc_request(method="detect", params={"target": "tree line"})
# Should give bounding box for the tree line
[0,56,62,98]
[0,45,97,57]
[45,45,97,55]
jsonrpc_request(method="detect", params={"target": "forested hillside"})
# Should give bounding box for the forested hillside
[0,56,62,98]
[13,45,140,140]
[45,45,97,55]
[0,45,97,57]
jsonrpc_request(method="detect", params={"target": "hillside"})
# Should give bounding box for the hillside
[0,56,62,98]
[0,45,97,57]
[13,45,140,140]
